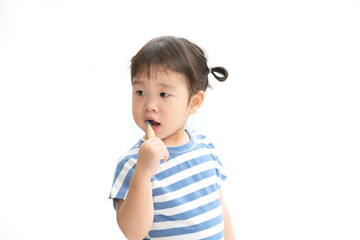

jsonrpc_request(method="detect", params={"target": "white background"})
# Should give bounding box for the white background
[1,0,360,239]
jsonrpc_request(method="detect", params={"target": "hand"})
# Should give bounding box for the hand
[136,137,169,180]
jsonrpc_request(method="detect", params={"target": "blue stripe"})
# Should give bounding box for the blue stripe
[154,184,218,210]
[214,156,224,167]
[193,142,215,150]
[219,173,226,181]
[116,163,136,199]
[153,168,217,197]
[195,134,206,140]
[215,168,227,181]
[167,142,214,159]
[154,199,221,222]
[149,214,224,237]
[154,154,218,182]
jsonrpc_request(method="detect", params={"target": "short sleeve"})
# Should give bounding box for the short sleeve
[205,134,227,189]
[214,154,227,189]
[109,156,137,209]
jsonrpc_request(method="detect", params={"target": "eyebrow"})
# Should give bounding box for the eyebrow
[159,83,176,89]
[132,79,143,86]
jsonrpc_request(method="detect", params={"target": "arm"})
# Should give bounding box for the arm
[220,189,236,240]
[116,137,169,240]
[116,171,153,240]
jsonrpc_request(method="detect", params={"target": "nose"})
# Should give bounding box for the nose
[144,99,158,113]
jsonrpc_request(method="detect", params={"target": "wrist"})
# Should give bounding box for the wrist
[133,168,153,183]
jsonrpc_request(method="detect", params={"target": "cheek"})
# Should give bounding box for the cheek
[165,99,191,119]
[132,99,142,120]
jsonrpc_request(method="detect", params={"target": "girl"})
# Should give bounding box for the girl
[110,36,235,239]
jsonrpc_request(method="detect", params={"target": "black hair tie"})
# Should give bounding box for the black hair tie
[209,66,228,82]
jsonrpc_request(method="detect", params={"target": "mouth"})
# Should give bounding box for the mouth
[147,119,160,127]
[145,119,161,131]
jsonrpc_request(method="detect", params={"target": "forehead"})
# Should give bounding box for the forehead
[132,66,188,87]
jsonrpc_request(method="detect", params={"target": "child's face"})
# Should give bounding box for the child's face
[132,68,199,146]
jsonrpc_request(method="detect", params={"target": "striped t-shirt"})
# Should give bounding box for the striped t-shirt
[109,129,227,239]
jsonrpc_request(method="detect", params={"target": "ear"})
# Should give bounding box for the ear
[189,91,205,114]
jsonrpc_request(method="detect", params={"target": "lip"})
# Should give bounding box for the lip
[144,117,161,132]
[144,117,161,123]
[144,117,156,122]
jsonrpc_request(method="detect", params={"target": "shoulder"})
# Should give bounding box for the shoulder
[113,139,143,172]
[117,140,143,162]
[110,140,143,201]
[187,128,225,169]
[188,129,216,149]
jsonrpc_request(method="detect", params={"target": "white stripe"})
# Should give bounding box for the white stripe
[152,203,223,230]
[115,148,139,165]
[154,189,220,216]
[153,174,218,203]
[151,215,224,240]
[215,160,226,175]
[110,158,136,198]
[153,159,216,197]
[155,147,216,176]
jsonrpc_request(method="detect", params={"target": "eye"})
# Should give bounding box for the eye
[160,92,169,98]
[135,90,145,96]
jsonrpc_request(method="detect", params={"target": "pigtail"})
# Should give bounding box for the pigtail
[209,66,228,82]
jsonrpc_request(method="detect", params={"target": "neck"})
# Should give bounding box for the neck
[162,128,190,146]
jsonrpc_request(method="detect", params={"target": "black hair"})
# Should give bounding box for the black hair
[130,36,228,97]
